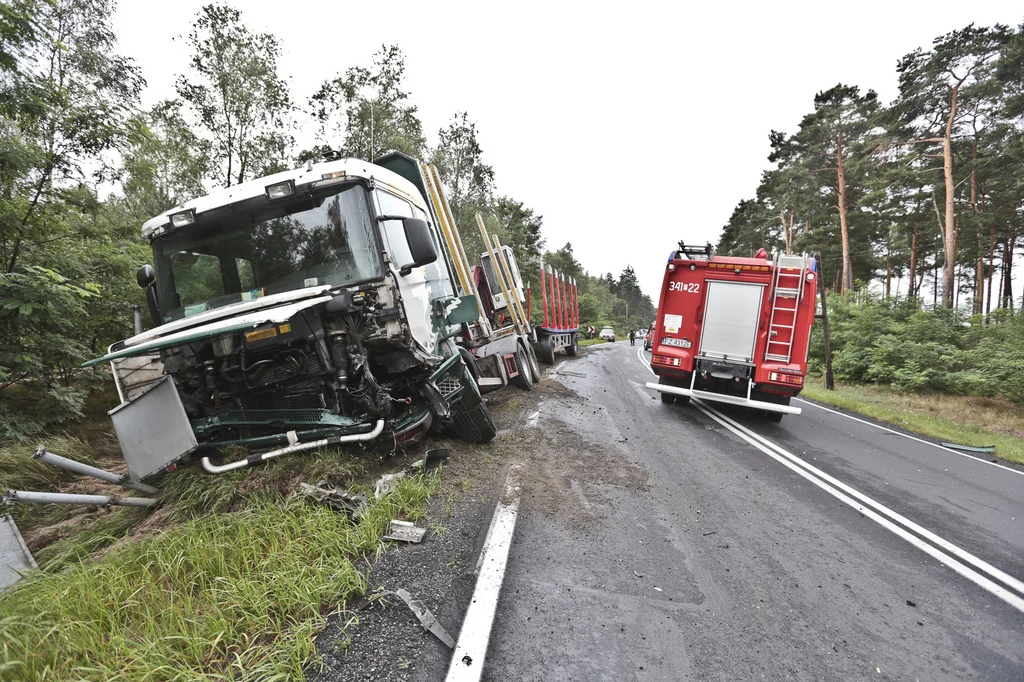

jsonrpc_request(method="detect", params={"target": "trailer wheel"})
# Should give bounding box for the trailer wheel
[511,344,533,391]
[450,362,497,443]
[537,336,555,364]
[565,332,578,357]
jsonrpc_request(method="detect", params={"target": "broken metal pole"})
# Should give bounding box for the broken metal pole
[32,446,159,496]
[3,490,159,508]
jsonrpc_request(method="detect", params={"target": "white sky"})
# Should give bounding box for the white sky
[113,0,1023,302]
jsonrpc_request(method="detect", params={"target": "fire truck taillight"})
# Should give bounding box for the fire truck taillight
[652,355,681,367]
[769,372,804,385]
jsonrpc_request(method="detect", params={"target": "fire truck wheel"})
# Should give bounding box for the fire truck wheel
[566,332,578,357]
[658,377,689,405]
[537,337,555,364]
[511,345,533,391]
[450,363,497,443]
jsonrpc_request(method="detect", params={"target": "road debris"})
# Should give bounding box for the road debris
[383,520,427,543]
[374,472,407,499]
[394,587,456,648]
[702,531,717,537]
[298,482,367,521]
[939,441,995,454]
[1,514,37,589]
[411,448,450,471]
[632,571,644,578]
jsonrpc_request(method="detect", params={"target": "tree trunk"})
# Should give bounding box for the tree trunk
[986,220,996,315]
[970,145,983,315]
[836,131,853,294]
[940,84,961,308]
[1003,218,1017,311]
[908,220,919,298]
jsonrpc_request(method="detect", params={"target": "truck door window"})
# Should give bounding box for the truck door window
[376,190,415,269]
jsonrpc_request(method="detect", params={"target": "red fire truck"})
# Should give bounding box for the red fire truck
[645,242,817,420]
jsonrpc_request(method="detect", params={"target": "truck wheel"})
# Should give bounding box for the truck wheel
[526,343,541,383]
[450,363,497,443]
[658,377,689,405]
[511,345,532,391]
[565,332,578,357]
[537,337,555,364]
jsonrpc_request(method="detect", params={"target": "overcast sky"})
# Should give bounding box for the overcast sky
[113,0,1022,302]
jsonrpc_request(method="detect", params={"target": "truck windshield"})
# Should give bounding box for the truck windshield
[152,183,380,320]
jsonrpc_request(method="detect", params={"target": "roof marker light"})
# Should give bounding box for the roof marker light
[806,272,816,282]
[667,263,676,271]
[321,170,346,181]
[265,180,295,200]
[169,210,195,228]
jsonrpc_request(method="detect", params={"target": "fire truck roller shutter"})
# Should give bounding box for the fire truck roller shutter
[698,281,766,362]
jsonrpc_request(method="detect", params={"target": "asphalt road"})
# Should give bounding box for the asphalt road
[481,341,1024,681]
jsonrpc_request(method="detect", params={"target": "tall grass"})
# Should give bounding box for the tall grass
[0,472,439,681]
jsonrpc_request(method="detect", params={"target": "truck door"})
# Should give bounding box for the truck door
[698,281,765,363]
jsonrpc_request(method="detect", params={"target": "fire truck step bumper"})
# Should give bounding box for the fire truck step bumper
[645,382,802,415]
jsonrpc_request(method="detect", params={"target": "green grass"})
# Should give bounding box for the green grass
[0,471,440,681]
[0,434,98,493]
[801,382,1024,466]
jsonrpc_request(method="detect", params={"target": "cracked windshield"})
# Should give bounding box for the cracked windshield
[155,183,379,319]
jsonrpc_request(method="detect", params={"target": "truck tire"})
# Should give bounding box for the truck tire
[450,363,497,443]
[659,376,689,405]
[537,336,555,364]
[511,345,532,391]
[565,332,578,357]
[526,343,541,383]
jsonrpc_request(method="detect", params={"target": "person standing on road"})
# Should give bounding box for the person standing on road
[629,328,636,346]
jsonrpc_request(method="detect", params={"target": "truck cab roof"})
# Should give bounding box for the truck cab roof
[141,157,426,241]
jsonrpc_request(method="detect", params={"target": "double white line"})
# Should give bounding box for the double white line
[635,346,1024,614]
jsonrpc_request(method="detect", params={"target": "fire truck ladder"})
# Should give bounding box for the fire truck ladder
[764,253,808,363]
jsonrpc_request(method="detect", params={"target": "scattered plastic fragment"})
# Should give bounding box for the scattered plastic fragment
[632,571,643,578]
[374,472,406,499]
[410,448,450,471]
[383,520,427,543]
[298,482,367,520]
[937,440,995,450]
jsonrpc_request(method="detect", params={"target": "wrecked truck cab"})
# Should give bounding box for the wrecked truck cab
[86,157,495,479]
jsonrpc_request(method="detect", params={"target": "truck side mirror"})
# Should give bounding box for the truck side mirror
[136,264,162,328]
[400,217,437,275]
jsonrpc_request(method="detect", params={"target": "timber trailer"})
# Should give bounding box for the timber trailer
[645,242,817,420]
[529,263,580,363]
[78,152,541,481]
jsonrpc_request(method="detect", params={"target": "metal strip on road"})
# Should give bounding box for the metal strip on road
[794,397,1024,478]
[634,347,1024,614]
[446,465,523,682]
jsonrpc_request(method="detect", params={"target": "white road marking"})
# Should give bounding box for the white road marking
[794,397,1024,478]
[447,465,522,682]
[633,349,1024,613]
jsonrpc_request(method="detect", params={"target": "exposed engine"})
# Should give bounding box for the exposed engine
[159,285,435,446]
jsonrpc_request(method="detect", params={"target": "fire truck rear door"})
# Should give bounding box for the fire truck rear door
[698,281,765,362]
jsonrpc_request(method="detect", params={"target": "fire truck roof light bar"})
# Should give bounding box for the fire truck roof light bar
[646,382,802,415]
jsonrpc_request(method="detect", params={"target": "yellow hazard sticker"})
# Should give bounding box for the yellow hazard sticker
[245,327,278,343]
